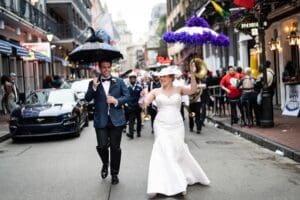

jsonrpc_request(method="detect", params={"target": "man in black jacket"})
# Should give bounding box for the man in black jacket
[147,73,161,134]
[125,72,143,139]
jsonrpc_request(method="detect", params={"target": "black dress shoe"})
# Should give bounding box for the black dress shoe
[101,164,108,179]
[137,132,141,137]
[126,133,133,139]
[111,175,119,185]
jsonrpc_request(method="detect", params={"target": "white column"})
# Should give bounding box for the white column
[239,41,249,68]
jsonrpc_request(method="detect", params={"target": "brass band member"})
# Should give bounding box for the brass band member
[188,80,207,134]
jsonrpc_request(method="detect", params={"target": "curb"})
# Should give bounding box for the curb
[207,116,300,163]
[0,133,11,143]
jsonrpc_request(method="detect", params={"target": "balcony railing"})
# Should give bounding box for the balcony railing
[0,0,88,43]
[73,0,91,23]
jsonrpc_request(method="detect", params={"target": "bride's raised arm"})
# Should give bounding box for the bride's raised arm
[181,62,197,96]
[139,88,157,109]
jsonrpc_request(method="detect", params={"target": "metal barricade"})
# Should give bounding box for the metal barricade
[207,85,228,117]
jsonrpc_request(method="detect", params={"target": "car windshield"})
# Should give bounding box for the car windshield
[26,90,76,105]
[71,79,92,92]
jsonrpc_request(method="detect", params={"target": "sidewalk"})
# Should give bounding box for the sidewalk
[0,114,10,143]
[207,109,300,162]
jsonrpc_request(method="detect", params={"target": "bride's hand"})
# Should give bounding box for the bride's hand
[140,89,147,97]
[190,61,196,74]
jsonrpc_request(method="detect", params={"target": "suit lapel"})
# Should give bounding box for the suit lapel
[108,77,117,93]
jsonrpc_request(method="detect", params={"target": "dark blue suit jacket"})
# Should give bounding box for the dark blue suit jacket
[85,76,129,128]
[126,84,143,111]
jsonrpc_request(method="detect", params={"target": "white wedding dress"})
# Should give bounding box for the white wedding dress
[147,93,210,196]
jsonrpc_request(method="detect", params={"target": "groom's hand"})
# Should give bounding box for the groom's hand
[92,77,100,90]
[107,95,117,106]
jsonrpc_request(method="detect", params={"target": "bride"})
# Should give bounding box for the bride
[140,64,210,197]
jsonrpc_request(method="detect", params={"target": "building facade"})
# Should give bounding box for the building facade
[0,0,91,104]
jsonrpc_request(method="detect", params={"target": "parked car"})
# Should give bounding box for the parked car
[71,79,95,119]
[9,89,89,142]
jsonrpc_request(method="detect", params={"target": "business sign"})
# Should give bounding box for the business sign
[240,21,268,29]
[157,56,171,65]
[22,42,51,60]
[282,84,300,116]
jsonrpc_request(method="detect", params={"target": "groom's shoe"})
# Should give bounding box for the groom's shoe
[101,164,108,179]
[126,133,133,139]
[111,175,119,185]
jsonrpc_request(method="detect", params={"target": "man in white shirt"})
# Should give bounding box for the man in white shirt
[85,60,129,185]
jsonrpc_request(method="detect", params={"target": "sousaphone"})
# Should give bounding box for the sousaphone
[190,58,208,80]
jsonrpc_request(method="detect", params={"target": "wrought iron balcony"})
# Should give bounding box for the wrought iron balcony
[0,0,88,43]
[73,0,91,22]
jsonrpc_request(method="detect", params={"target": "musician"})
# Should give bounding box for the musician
[124,72,143,139]
[147,73,161,134]
[188,79,207,134]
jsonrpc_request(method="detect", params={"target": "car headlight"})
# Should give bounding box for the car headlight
[61,113,72,118]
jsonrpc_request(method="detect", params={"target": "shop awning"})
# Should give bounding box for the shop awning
[34,51,51,62]
[54,56,69,67]
[0,39,29,56]
[9,42,29,56]
[0,39,13,55]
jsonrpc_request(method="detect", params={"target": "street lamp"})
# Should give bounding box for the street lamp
[47,31,54,75]
[257,1,274,128]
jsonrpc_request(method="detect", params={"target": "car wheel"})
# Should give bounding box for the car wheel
[74,115,81,137]
[84,115,89,127]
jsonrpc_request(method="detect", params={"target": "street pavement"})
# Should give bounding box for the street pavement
[0,119,300,200]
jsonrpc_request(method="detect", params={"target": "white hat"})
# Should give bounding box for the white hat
[157,66,181,76]
[10,72,16,77]
[128,71,137,77]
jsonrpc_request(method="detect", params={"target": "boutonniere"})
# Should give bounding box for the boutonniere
[111,78,117,84]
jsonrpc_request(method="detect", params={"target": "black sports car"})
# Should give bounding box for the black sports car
[9,89,89,141]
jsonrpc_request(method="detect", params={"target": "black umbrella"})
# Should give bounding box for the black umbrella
[119,69,133,78]
[68,27,123,63]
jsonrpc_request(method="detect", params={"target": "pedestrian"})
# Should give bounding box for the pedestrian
[85,60,129,185]
[140,64,210,198]
[265,60,276,97]
[220,66,245,125]
[43,75,53,89]
[282,61,295,82]
[9,72,20,104]
[147,73,161,134]
[124,72,143,139]
[1,75,15,113]
[237,68,256,127]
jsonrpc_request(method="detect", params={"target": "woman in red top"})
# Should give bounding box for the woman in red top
[220,66,245,125]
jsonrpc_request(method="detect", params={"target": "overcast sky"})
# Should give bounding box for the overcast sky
[105,0,166,42]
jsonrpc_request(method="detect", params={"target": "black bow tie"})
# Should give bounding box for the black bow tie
[101,77,112,82]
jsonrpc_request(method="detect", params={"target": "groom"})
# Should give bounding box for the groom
[85,60,129,185]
